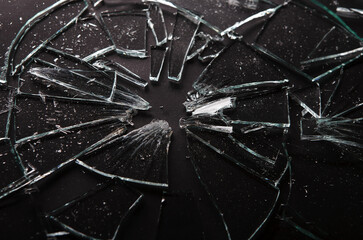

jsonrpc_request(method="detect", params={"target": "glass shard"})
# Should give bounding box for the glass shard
[150,46,168,82]
[147,4,168,46]
[77,120,172,187]
[168,13,200,82]
[26,66,150,109]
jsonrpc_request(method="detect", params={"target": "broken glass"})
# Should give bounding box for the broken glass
[0,0,362,239]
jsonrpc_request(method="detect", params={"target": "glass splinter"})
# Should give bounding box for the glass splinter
[168,12,200,82]
[150,46,168,82]
[147,4,168,46]
[77,120,172,188]
[336,7,363,19]
[47,180,143,240]
[28,67,150,109]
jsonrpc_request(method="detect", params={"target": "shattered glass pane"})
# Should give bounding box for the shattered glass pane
[0,0,362,239]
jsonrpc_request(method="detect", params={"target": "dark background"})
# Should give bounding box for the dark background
[0,0,362,239]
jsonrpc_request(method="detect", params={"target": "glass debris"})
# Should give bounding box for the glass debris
[0,0,362,239]
[150,46,168,81]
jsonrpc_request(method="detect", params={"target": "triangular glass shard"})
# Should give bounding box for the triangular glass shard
[101,10,148,58]
[168,12,200,82]
[77,120,172,187]
[47,180,143,240]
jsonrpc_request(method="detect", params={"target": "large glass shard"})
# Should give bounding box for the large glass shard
[187,133,281,239]
[101,10,148,58]
[51,16,113,59]
[168,13,200,82]
[0,0,88,82]
[77,120,172,187]
[255,1,363,80]
[147,4,168,46]
[156,192,204,240]
[143,0,277,36]
[192,40,286,95]
[150,46,168,82]
[47,180,143,240]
